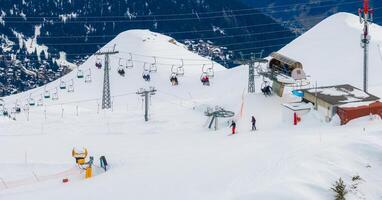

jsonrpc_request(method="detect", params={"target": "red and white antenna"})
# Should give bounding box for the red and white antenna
[359,0,374,92]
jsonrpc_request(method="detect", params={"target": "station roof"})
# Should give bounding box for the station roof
[300,84,380,106]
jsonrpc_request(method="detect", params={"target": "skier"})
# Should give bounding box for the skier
[230,120,236,134]
[251,116,257,131]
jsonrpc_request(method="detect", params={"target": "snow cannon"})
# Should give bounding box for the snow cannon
[72,148,94,179]
[72,148,88,165]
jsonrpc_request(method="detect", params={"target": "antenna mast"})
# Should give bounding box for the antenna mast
[359,0,373,92]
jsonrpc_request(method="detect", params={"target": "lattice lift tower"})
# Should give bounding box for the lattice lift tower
[359,0,373,92]
[235,51,267,93]
[95,45,119,109]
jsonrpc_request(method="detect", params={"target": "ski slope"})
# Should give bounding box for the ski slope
[1,13,382,200]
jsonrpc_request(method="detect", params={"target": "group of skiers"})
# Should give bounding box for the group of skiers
[142,72,151,81]
[261,85,272,96]
[118,68,126,76]
[201,75,210,86]
[229,116,256,135]
[170,75,179,86]
[95,61,102,69]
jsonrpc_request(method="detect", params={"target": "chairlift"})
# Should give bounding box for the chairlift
[2,109,8,116]
[28,95,36,106]
[60,80,66,89]
[207,62,215,78]
[149,57,158,73]
[261,81,272,96]
[200,71,210,86]
[68,79,75,93]
[177,59,185,76]
[170,73,179,86]
[52,88,59,101]
[202,63,214,79]
[126,53,134,69]
[142,65,151,82]
[13,104,21,113]
[44,88,51,99]
[85,69,92,83]
[37,95,43,106]
[77,69,84,79]
[118,68,126,77]
[95,56,102,69]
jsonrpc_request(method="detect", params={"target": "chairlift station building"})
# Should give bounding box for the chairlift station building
[300,84,380,121]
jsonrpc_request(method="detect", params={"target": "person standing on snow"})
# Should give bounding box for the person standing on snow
[251,116,257,131]
[230,120,236,134]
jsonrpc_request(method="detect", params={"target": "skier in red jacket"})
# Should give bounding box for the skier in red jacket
[230,121,236,134]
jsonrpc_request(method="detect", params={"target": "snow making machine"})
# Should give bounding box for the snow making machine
[72,148,93,179]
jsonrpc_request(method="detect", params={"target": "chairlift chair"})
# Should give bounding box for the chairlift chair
[170,73,179,86]
[85,69,92,83]
[200,72,210,86]
[13,104,21,113]
[77,69,84,79]
[44,89,51,99]
[60,80,66,89]
[2,109,8,116]
[52,88,59,101]
[118,67,126,77]
[126,53,134,69]
[150,63,157,73]
[142,70,151,82]
[37,95,43,106]
[177,59,185,76]
[149,57,158,73]
[261,81,272,96]
[207,62,214,78]
[95,56,102,69]
[202,64,214,79]
[28,95,36,106]
[68,79,74,93]
[177,66,185,76]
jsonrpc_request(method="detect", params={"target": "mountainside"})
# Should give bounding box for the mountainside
[279,12,382,89]
[0,0,294,97]
[241,0,382,33]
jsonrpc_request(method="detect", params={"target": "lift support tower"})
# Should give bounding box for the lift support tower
[359,0,373,92]
[95,45,119,110]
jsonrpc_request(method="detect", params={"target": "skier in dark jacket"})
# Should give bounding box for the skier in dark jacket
[230,121,236,134]
[251,116,257,131]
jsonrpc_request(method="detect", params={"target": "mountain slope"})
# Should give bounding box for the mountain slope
[278,12,382,89]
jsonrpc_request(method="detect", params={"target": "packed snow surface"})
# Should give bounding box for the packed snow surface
[1,13,382,200]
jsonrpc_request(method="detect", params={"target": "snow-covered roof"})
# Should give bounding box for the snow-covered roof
[301,84,380,106]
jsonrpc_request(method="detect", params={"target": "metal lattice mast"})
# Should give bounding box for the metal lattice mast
[102,54,111,109]
[248,58,255,93]
[359,0,373,92]
[95,45,119,110]
[235,51,266,93]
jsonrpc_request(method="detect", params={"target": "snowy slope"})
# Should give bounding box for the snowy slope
[279,12,382,89]
[1,14,382,200]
